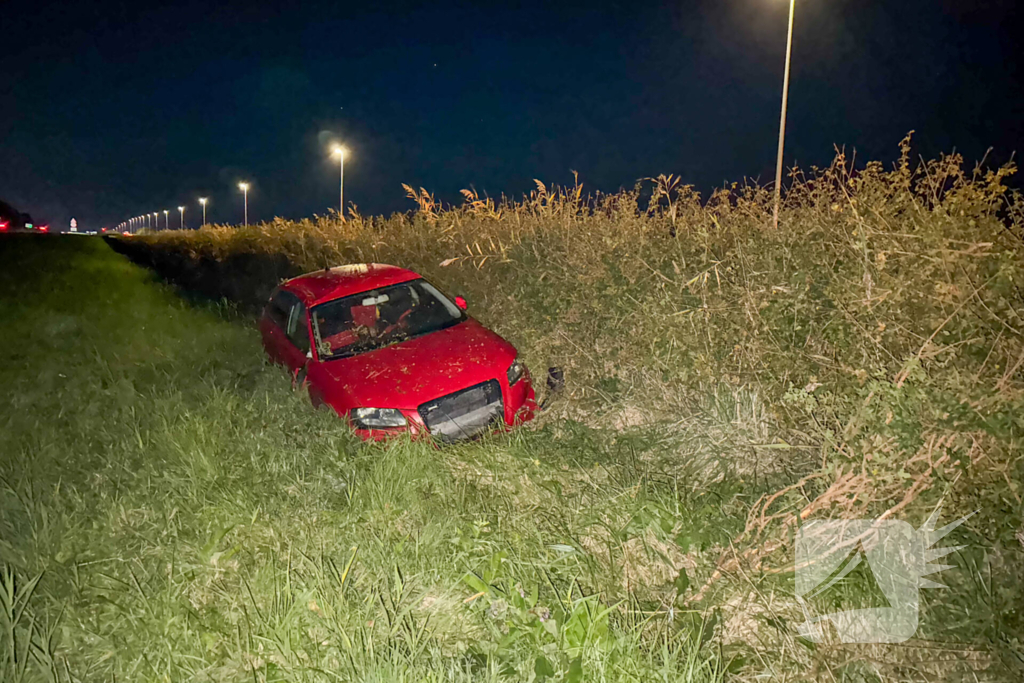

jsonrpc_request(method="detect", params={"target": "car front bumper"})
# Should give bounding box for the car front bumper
[350,372,536,443]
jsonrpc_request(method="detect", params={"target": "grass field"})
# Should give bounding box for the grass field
[1,236,738,681]
[3,142,1024,681]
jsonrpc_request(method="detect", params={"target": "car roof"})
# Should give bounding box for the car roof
[281,263,422,307]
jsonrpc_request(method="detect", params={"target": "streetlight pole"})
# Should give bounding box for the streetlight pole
[178,206,185,230]
[331,145,347,220]
[199,198,208,227]
[773,0,796,230]
[164,210,169,230]
[238,183,249,226]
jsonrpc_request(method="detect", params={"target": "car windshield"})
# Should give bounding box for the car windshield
[310,279,464,360]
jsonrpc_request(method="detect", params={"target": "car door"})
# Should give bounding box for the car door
[281,295,312,372]
[260,290,292,365]
[260,289,310,372]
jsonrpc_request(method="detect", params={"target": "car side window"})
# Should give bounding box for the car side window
[268,290,310,353]
[286,300,310,353]
[267,290,292,330]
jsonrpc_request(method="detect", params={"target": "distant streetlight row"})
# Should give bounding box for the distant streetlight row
[114,194,224,233]
[114,143,351,234]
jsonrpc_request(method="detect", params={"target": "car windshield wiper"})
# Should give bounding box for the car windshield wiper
[321,319,464,361]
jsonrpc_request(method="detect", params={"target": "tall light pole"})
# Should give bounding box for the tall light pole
[331,145,347,220]
[238,182,249,226]
[164,209,169,230]
[773,0,796,230]
[178,206,185,230]
[199,197,208,227]
[152,212,158,230]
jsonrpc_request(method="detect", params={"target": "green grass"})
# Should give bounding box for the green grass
[1,236,733,681]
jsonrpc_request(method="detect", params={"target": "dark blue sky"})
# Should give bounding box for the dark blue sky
[2,0,1021,230]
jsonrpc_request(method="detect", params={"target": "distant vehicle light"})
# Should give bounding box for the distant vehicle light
[38,225,49,233]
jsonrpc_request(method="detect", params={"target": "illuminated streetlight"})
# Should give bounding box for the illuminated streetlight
[199,197,208,227]
[773,0,796,230]
[331,145,347,221]
[238,182,250,226]
[178,206,185,230]
[163,209,169,229]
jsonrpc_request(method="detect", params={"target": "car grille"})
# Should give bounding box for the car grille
[418,379,504,442]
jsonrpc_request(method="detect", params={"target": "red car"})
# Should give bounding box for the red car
[259,264,537,442]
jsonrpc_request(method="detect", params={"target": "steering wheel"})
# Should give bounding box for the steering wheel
[382,308,412,336]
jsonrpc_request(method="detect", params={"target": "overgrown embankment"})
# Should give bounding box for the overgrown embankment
[119,141,1024,676]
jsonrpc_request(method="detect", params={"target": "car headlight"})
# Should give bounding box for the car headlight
[350,407,407,429]
[507,357,526,386]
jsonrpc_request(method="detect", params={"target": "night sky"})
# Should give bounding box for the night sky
[2,0,1022,231]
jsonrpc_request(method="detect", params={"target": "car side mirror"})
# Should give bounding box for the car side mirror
[454,295,468,311]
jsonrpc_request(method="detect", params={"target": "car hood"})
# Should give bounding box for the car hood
[315,318,516,410]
